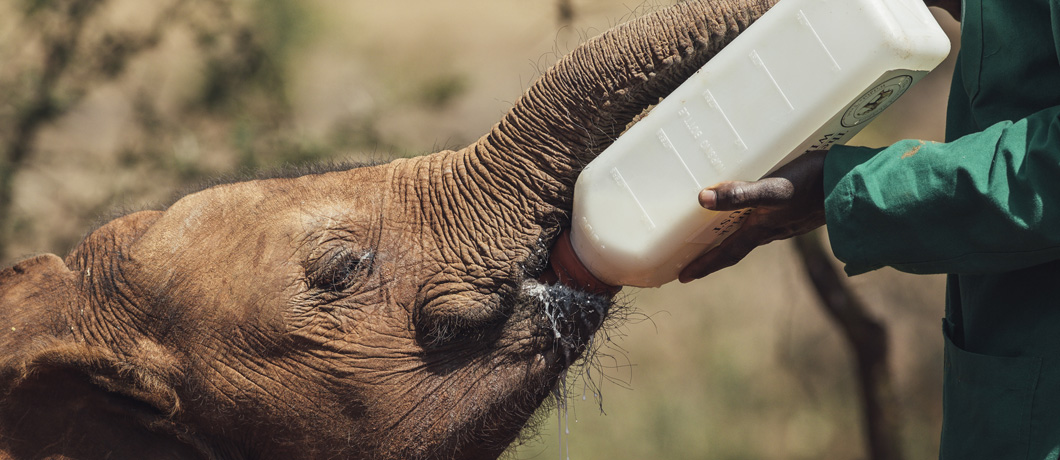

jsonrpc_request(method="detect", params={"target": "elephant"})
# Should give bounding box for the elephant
[0,0,780,458]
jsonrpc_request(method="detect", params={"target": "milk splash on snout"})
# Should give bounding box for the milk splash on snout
[521,280,615,460]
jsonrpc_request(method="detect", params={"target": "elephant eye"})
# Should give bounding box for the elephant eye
[306,246,375,291]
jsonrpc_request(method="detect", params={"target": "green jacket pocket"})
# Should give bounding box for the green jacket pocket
[941,323,1042,460]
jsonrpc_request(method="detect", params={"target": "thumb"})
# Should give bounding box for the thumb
[699,177,795,211]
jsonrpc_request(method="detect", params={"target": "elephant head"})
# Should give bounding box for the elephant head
[0,1,776,458]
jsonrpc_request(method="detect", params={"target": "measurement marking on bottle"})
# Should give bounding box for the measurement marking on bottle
[677,107,703,139]
[674,107,724,171]
[797,10,841,72]
[703,90,747,150]
[609,167,656,230]
[749,50,794,111]
[656,127,703,189]
[699,139,725,172]
[579,216,601,244]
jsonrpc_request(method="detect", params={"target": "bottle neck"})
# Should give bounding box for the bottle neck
[539,229,621,297]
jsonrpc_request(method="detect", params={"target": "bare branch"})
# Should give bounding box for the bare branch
[793,232,904,460]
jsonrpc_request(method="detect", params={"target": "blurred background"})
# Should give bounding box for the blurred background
[0,0,959,458]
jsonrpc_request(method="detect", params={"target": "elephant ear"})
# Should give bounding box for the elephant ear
[0,215,200,458]
[0,340,201,459]
[0,253,82,358]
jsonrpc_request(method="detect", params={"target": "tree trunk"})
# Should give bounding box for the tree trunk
[793,232,904,460]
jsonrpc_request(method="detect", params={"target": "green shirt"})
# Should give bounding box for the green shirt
[825,1,1060,458]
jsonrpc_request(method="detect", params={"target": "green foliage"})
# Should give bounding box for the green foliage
[194,28,279,112]
[417,74,469,110]
[253,0,315,63]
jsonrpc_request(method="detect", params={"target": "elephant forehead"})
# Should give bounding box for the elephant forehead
[137,204,291,277]
[123,192,301,298]
[144,174,384,249]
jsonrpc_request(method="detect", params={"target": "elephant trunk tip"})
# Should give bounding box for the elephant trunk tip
[539,229,620,297]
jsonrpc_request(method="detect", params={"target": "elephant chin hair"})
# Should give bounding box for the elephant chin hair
[502,283,635,454]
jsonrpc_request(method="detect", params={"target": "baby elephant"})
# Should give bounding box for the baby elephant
[0,1,775,458]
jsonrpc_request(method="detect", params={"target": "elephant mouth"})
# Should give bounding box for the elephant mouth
[519,279,610,369]
[502,226,619,371]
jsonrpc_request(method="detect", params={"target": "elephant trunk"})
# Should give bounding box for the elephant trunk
[396,0,778,296]
[471,0,778,218]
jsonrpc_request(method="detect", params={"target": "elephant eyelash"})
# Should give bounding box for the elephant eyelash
[306,247,375,292]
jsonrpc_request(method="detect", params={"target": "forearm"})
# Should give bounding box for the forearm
[826,106,1060,275]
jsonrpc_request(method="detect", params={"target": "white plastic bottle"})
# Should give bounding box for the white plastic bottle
[567,0,951,288]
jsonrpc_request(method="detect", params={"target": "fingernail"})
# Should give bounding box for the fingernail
[699,189,717,209]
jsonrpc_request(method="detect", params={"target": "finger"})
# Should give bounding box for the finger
[678,233,761,282]
[701,177,795,211]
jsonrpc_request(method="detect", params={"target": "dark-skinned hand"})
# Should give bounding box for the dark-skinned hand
[678,0,955,284]
[678,149,828,282]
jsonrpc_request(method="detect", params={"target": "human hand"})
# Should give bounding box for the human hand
[678,149,829,282]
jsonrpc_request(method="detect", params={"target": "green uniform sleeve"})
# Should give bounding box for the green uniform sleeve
[824,105,1060,276]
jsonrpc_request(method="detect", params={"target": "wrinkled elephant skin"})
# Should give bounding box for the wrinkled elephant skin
[0,1,775,459]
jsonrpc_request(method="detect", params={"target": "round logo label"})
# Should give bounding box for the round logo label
[840,75,913,128]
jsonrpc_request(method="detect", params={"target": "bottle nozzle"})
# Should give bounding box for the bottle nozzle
[539,229,621,297]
